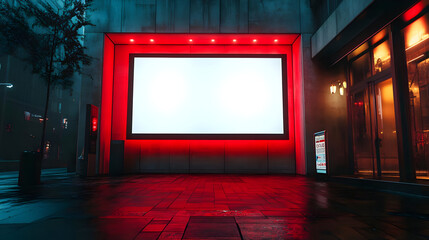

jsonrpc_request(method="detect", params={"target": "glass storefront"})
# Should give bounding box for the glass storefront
[349,29,400,178]
[403,14,429,180]
[348,5,429,181]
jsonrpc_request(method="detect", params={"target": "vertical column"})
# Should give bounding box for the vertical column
[99,35,115,174]
[389,25,416,181]
[292,36,306,175]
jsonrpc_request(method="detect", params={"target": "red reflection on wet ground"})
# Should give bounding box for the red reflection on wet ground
[90,174,310,239]
[2,172,429,239]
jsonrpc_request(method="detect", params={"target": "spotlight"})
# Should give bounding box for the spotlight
[253,39,257,43]
[233,39,237,43]
[211,39,215,43]
[274,39,278,43]
[150,39,154,42]
[339,86,344,96]
[330,84,336,94]
[129,39,134,42]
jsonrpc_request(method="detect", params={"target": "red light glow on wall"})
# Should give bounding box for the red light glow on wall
[99,33,303,175]
[403,1,424,22]
[92,117,98,132]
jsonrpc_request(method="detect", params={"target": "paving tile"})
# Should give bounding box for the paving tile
[158,231,184,239]
[142,220,169,232]
[183,216,240,239]
[163,222,188,232]
[261,210,303,217]
[188,216,236,223]
[135,232,161,240]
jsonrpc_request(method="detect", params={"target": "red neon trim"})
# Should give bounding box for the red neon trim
[100,33,302,174]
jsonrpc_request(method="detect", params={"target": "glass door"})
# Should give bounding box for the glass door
[352,78,399,177]
[374,78,399,176]
[352,88,375,176]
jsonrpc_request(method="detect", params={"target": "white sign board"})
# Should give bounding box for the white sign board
[131,56,285,135]
[315,131,327,174]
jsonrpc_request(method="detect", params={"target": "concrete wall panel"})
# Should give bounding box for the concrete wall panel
[122,0,156,32]
[124,141,140,173]
[169,141,190,173]
[248,0,300,33]
[86,0,123,33]
[268,141,295,173]
[225,141,267,173]
[220,0,248,33]
[140,141,171,172]
[190,141,225,173]
[156,0,190,32]
[190,0,221,33]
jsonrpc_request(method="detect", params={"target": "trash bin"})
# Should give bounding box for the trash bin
[18,151,41,186]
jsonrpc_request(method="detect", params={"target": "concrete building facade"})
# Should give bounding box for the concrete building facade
[1,0,428,185]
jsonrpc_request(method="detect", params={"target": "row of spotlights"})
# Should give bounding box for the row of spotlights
[129,38,279,43]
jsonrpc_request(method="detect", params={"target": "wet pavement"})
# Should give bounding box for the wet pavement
[0,170,428,239]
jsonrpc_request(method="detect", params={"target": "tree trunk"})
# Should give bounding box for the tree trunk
[39,29,57,166]
[39,79,51,160]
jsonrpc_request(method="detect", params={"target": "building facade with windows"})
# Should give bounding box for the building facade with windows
[1,0,428,186]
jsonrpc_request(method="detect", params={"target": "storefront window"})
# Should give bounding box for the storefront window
[349,27,398,179]
[403,14,429,180]
[373,41,391,73]
[350,52,372,86]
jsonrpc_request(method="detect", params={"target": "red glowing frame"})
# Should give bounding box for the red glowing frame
[99,33,303,175]
[127,53,288,140]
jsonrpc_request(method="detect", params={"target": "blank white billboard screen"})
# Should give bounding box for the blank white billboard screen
[131,56,285,135]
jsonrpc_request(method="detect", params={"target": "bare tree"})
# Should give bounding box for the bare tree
[0,0,93,165]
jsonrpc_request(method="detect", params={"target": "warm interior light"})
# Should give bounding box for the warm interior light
[342,81,347,89]
[274,39,278,43]
[405,16,428,49]
[373,41,391,72]
[189,39,193,42]
[233,39,237,43]
[330,84,336,94]
[371,29,387,45]
[150,39,154,42]
[339,87,344,96]
[253,39,257,43]
[129,39,134,42]
[211,39,215,43]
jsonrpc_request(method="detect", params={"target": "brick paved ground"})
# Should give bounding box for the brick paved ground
[0,171,428,239]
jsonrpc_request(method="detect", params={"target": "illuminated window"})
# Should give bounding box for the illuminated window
[350,52,371,86]
[403,14,429,180]
[348,29,391,87]
[373,41,391,74]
